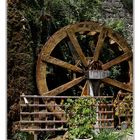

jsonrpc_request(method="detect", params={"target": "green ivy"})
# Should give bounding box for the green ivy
[65,97,96,139]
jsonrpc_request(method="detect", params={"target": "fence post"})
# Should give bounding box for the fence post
[34,132,38,140]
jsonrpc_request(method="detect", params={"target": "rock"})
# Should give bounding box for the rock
[119,12,125,17]
[114,2,123,8]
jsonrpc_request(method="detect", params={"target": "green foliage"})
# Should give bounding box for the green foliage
[114,94,133,116]
[94,128,133,140]
[13,132,34,140]
[43,0,102,27]
[110,65,121,79]
[106,19,125,33]
[65,97,96,139]
[7,1,36,138]
[95,129,124,140]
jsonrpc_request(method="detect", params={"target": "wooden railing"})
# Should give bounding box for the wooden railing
[20,95,114,132]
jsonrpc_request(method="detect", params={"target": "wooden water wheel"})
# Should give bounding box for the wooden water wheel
[36,21,132,121]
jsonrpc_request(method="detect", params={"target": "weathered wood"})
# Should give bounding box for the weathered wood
[67,29,88,67]
[102,51,132,70]
[128,60,133,84]
[81,80,89,96]
[36,55,48,95]
[87,31,97,36]
[20,95,115,133]
[44,76,85,96]
[109,39,115,44]
[94,27,108,61]
[21,120,67,123]
[42,55,83,73]
[20,104,63,107]
[21,112,65,115]
[34,133,38,140]
[35,22,133,132]
[108,28,131,52]
[37,21,133,99]
[46,100,66,120]
[67,41,80,63]
[101,78,132,92]
[20,128,68,131]
[34,98,39,129]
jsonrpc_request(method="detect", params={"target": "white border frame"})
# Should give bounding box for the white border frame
[0,0,6,139]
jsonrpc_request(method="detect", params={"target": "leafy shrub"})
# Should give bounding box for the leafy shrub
[95,129,124,140]
[65,97,96,139]
[13,131,34,140]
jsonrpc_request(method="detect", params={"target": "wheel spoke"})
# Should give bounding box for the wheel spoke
[81,80,89,96]
[101,78,132,92]
[102,51,132,70]
[67,29,88,67]
[42,55,83,73]
[45,76,85,96]
[94,27,108,61]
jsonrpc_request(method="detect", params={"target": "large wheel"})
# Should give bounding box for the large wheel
[36,22,133,120]
[36,21,132,119]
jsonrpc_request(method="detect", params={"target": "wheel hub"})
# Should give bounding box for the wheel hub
[86,60,110,79]
[86,70,110,79]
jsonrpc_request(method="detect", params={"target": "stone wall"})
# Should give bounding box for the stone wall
[100,0,133,47]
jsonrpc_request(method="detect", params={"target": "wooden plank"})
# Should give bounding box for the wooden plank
[20,128,68,131]
[44,76,85,96]
[20,103,113,107]
[97,111,114,113]
[42,55,83,73]
[20,112,65,115]
[128,60,133,84]
[94,27,108,61]
[101,78,132,92]
[34,133,38,140]
[102,51,132,70]
[20,104,64,107]
[81,80,89,96]
[67,29,88,67]
[20,120,67,123]
[67,41,80,63]
[34,98,39,120]
[20,95,113,98]
[34,98,39,132]
[97,119,114,121]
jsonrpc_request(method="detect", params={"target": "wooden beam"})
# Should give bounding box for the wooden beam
[42,55,83,73]
[81,80,89,96]
[94,27,107,61]
[67,29,88,67]
[101,78,132,92]
[44,76,85,96]
[102,51,132,70]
